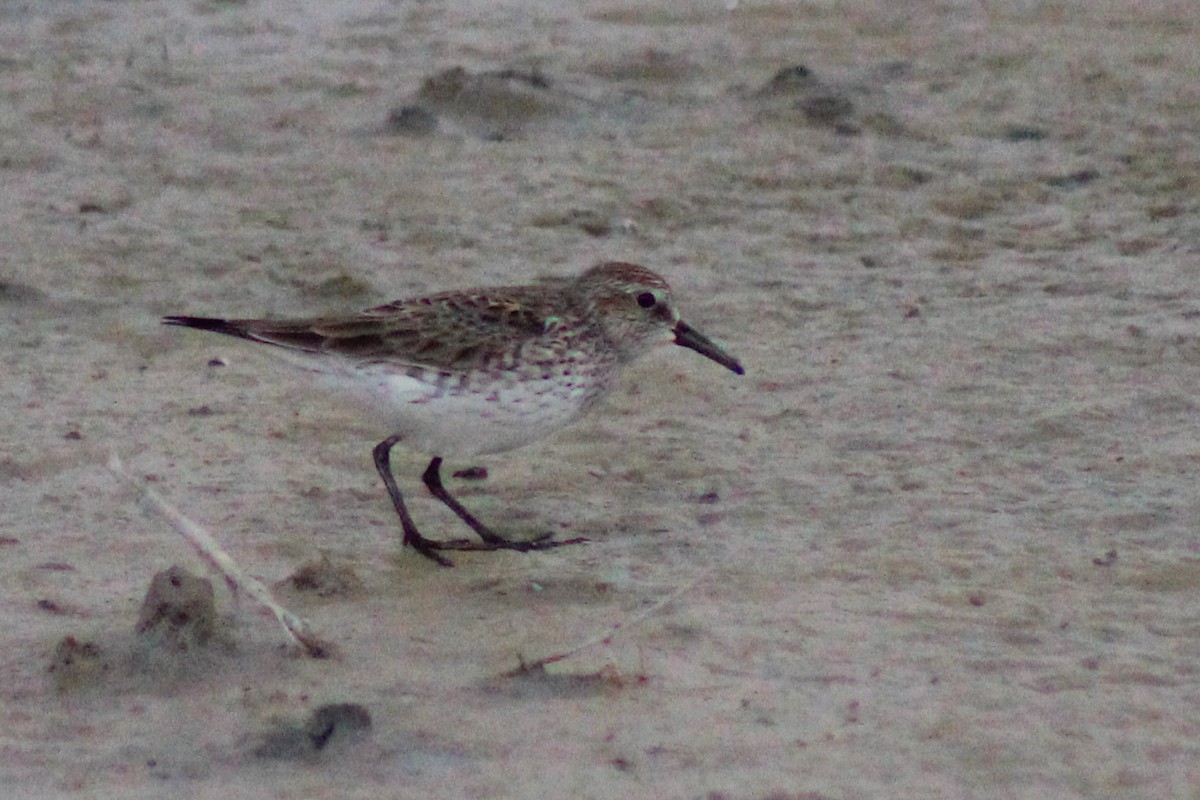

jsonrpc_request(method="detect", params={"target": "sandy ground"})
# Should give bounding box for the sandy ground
[3,0,1200,797]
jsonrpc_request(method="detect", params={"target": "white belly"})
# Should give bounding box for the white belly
[322,368,603,457]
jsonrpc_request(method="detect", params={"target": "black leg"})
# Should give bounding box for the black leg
[421,456,588,553]
[372,436,463,567]
[373,436,588,566]
[421,456,507,544]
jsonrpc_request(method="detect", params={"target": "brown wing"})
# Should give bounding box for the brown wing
[166,288,560,373]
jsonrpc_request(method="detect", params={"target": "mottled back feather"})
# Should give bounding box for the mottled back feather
[217,288,572,373]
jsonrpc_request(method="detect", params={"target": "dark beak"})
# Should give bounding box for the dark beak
[674,321,744,375]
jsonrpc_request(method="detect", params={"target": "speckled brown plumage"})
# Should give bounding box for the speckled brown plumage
[164,262,743,566]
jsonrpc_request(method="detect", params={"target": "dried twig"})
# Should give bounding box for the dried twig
[106,453,331,657]
[508,572,707,676]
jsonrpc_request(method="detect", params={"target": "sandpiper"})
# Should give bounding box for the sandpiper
[164,261,743,566]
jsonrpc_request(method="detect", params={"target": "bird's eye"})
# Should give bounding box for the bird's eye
[636,292,657,309]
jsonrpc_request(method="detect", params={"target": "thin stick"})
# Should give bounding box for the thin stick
[106,453,331,658]
[508,571,708,675]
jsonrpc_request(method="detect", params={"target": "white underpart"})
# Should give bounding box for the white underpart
[309,360,597,458]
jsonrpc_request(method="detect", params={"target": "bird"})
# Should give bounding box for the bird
[163,261,744,566]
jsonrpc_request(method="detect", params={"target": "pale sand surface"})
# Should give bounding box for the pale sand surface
[3,1,1200,797]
